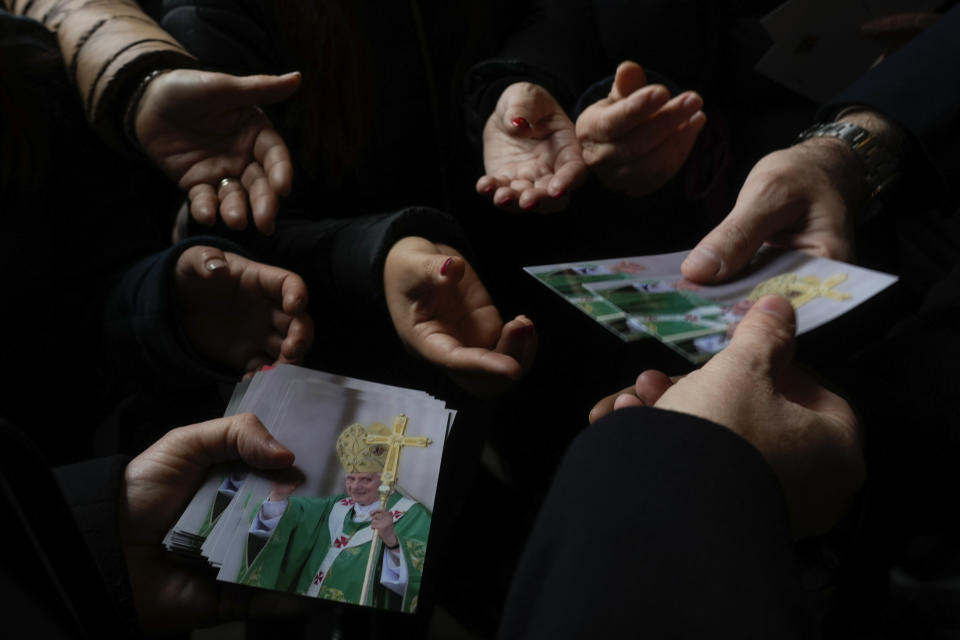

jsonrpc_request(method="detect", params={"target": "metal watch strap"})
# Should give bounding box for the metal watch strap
[795,121,901,200]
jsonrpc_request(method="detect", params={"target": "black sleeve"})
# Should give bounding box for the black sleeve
[158,0,282,75]
[237,207,472,322]
[102,236,250,388]
[500,406,815,640]
[836,254,960,536]
[53,455,138,636]
[823,5,960,209]
[0,419,139,638]
[464,0,710,145]
[464,0,605,144]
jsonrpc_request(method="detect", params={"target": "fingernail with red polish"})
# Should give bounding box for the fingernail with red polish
[511,117,530,129]
[551,189,566,199]
[497,198,514,207]
[522,201,538,211]
[440,257,453,276]
[483,185,496,194]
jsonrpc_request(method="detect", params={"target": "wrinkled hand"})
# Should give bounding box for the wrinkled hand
[370,509,398,548]
[121,413,301,631]
[681,138,862,283]
[384,236,537,397]
[135,69,301,235]
[478,82,587,212]
[174,245,314,375]
[603,296,863,538]
[576,61,706,198]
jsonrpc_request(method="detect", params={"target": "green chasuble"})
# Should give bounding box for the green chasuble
[237,492,430,612]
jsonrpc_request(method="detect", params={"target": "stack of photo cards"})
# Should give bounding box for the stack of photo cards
[165,364,455,613]
[526,248,897,363]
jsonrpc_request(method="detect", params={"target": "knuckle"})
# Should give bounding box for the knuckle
[718,219,751,253]
[234,412,260,430]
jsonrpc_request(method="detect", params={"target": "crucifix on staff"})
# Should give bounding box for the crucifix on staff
[359,413,432,606]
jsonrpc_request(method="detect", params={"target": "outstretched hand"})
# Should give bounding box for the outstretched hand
[576,61,706,197]
[122,413,304,631]
[477,82,587,212]
[384,236,537,397]
[681,139,861,284]
[174,245,314,375]
[594,296,863,538]
[134,69,301,235]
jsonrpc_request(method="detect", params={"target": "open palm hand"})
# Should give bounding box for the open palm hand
[135,69,301,234]
[478,82,586,212]
[384,237,537,396]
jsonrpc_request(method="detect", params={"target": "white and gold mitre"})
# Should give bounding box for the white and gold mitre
[336,422,391,472]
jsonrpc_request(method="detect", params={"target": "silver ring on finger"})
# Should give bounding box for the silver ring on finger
[218,177,240,190]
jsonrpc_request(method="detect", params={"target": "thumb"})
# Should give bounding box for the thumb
[233,413,296,470]
[610,60,647,100]
[177,412,295,471]
[501,83,561,135]
[211,71,302,109]
[681,192,784,283]
[711,295,796,378]
[426,254,465,287]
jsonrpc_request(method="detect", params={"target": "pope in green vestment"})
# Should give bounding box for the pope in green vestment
[236,422,432,612]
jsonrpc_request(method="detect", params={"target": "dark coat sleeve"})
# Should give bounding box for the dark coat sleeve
[836,253,960,536]
[156,0,283,75]
[0,419,139,639]
[249,207,473,317]
[464,0,713,144]
[464,0,607,145]
[823,5,960,209]
[500,406,815,640]
[103,236,250,388]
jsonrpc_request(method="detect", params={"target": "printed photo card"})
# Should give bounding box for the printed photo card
[526,248,897,363]
[166,364,455,613]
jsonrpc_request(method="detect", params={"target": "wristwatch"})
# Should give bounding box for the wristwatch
[795,121,901,202]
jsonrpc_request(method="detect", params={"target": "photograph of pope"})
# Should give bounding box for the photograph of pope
[236,423,431,612]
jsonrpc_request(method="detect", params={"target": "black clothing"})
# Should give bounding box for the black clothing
[500,407,816,639]
[826,3,960,212]
[0,418,138,639]
[501,7,960,637]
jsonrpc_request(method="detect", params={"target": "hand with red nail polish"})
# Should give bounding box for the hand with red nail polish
[575,61,706,198]
[383,236,537,397]
[477,82,587,213]
[174,245,314,375]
